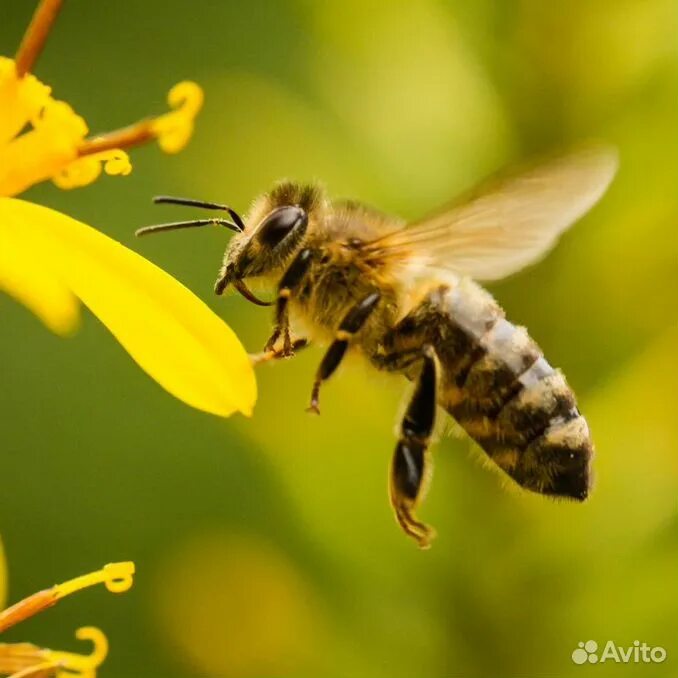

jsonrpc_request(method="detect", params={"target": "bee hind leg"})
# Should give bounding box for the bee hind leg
[389,344,439,549]
[307,291,381,414]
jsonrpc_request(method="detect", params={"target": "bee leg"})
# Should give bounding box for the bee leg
[390,345,438,549]
[264,248,314,355]
[307,291,381,414]
[251,338,309,366]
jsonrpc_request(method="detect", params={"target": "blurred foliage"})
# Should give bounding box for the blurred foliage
[1,1,676,677]
[0,539,5,611]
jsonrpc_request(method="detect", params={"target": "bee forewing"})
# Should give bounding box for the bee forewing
[367,143,618,281]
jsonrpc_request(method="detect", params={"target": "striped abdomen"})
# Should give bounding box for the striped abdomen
[412,281,592,499]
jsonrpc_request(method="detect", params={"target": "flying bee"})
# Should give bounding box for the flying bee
[137,144,618,548]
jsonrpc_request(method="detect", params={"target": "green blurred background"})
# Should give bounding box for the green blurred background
[1,1,677,676]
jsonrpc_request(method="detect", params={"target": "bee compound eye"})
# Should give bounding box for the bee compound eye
[258,206,307,247]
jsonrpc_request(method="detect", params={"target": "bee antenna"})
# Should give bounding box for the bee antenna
[135,218,240,238]
[152,195,245,231]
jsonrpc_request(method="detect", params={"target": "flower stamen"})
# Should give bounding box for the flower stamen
[77,81,204,158]
[54,562,135,598]
[77,121,156,157]
[0,562,134,634]
[45,626,109,678]
[48,81,204,190]
[0,642,52,675]
[0,627,109,678]
[14,0,64,78]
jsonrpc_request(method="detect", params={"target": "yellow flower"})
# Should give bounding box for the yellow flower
[0,0,256,417]
[0,545,135,678]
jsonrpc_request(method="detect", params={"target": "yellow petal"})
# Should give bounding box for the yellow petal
[0,98,87,198]
[0,57,51,147]
[0,221,80,335]
[0,198,256,417]
[0,536,6,610]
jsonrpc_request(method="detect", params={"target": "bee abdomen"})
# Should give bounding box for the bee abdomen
[518,414,592,499]
[430,282,593,499]
[490,361,592,499]
[452,318,542,417]
[497,361,577,442]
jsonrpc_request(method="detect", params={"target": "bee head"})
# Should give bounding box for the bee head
[215,181,323,304]
[136,181,321,306]
[215,204,308,304]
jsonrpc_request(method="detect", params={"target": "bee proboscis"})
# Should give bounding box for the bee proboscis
[138,144,618,548]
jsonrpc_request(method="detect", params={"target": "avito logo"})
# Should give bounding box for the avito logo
[572,640,667,665]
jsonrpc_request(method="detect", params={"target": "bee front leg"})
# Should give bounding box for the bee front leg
[251,338,310,366]
[307,291,381,414]
[265,248,314,355]
[390,345,438,549]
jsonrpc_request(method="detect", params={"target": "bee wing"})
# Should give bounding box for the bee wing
[366,144,618,281]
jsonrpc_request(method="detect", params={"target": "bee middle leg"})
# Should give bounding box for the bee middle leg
[307,291,381,414]
[389,344,439,549]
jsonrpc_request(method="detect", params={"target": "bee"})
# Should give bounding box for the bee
[138,144,618,548]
